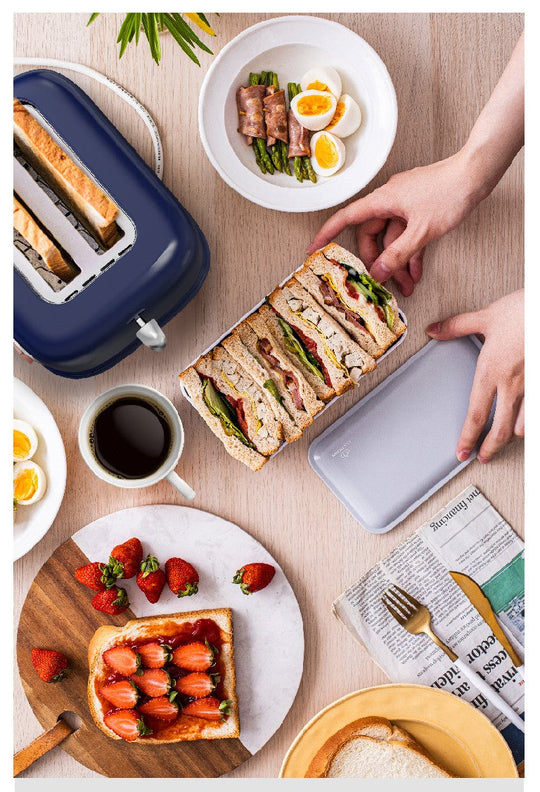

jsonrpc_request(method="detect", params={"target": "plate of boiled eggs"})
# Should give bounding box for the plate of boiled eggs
[199,15,397,212]
[13,378,66,560]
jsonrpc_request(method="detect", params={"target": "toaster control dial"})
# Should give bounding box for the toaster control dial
[135,316,167,351]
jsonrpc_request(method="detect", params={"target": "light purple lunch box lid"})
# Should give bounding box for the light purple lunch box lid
[308,336,488,534]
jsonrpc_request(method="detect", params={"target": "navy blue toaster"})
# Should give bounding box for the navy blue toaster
[13,69,210,378]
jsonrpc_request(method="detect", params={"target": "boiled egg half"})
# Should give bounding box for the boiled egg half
[310,130,346,177]
[300,66,342,99]
[13,419,38,462]
[14,460,47,506]
[325,94,362,138]
[291,90,338,132]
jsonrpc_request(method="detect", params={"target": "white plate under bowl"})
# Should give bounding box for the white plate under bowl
[13,378,66,561]
[199,15,397,212]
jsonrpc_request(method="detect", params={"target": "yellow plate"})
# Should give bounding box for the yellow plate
[280,684,518,778]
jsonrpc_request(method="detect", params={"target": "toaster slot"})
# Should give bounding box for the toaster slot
[13,104,136,306]
[13,192,80,292]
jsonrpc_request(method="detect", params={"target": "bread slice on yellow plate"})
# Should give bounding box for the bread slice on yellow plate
[306,716,452,778]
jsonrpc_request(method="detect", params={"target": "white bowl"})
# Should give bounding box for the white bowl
[199,15,397,212]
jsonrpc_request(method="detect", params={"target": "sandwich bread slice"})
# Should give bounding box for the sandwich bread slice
[306,716,452,778]
[222,316,324,442]
[13,98,120,249]
[268,279,376,397]
[88,608,239,743]
[297,243,406,356]
[254,304,335,403]
[179,346,284,470]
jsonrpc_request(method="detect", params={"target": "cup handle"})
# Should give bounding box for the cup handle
[166,471,195,501]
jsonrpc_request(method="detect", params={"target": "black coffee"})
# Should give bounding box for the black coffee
[91,397,172,479]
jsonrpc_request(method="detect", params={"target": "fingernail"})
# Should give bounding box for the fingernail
[426,322,441,335]
[477,455,490,464]
[457,449,470,462]
[372,261,390,279]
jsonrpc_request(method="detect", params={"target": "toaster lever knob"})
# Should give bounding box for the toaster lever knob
[135,316,167,351]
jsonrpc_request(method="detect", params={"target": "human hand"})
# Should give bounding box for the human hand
[426,289,524,463]
[307,152,483,297]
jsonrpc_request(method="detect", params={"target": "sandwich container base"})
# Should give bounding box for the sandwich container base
[308,335,489,533]
[178,271,408,460]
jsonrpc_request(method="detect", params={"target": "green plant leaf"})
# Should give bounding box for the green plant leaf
[134,12,142,45]
[170,13,213,54]
[87,13,99,26]
[118,14,137,58]
[162,15,201,66]
[142,12,162,64]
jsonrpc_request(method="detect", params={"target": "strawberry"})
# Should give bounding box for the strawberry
[138,693,179,722]
[131,668,171,697]
[233,562,275,594]
[103,645,140,676]
[137,641,171,669]
[74,562,108,591]
[172,641,215,672]
[175,672,218,699]
[102,538,143,583]
[103,709,152,741]
[136,555,166,604]
[91,586,129,615]
[165,557,199,597]
[100,679,139,709]
[31,648,68,683]
[182,697,232,721]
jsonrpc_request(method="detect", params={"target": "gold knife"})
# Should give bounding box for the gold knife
[450,570,524,674]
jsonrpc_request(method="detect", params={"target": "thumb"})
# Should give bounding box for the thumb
[426,310,483,340]
[369,225,422,282]
[306,192,386,254]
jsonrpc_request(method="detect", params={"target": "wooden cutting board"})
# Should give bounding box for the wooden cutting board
[17,537,252,778]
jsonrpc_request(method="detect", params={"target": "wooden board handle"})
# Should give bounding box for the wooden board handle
[14,718,74,776]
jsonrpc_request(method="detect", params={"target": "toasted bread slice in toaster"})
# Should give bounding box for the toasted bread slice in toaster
[13,194,78,283]
[13,98,120,249]
[88,608,240,743]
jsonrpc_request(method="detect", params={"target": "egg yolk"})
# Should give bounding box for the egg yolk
[326,100,346,129]
[14,430,31,460]
[14,469,38,502]
[306,80,330,92]
[297,95,334,117]
[314,135,340,169]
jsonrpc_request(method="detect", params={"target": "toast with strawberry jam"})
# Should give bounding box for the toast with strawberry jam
[87,608,239,742]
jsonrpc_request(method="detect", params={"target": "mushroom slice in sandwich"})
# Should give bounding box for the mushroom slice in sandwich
[267,280,376,397]
[297,243,406,357]
[222,316,324,443]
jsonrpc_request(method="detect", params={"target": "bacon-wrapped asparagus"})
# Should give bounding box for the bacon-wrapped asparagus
[236,73,275,174]
[265,72,290,176]
[288,83,317,183]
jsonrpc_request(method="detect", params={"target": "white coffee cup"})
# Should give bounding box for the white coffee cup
[78,384,195,500]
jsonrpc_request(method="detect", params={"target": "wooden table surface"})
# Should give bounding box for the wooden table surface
[13,12,524,779]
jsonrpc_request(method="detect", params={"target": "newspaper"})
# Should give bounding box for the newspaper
[333,485,524,762]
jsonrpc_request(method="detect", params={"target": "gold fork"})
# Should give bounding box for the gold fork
[381,584,525,733]
[382,585,457,661]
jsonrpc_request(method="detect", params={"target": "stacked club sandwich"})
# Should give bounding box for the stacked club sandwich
[179,244,406,470]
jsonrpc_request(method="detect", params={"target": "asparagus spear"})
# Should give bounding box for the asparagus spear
[294,82,317,183]
[249,73,274,174]
[270,72,291,176]
[266,73,283,172]
[288,83,304,182]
